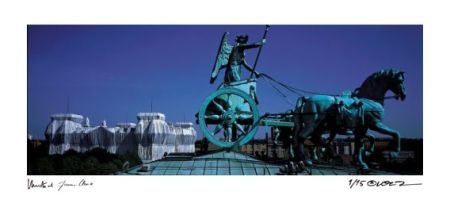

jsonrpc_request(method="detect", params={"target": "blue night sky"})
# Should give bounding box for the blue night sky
[27,25,423,139]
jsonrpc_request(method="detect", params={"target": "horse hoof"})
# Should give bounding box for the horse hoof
[356,160,369,170]
[295,162,309,173]
[357,167,372,175]
[364,151,373,157]
[280,162,298,175]
[356,162,370,174]
[304,160,313,166]
[279,165,290,174]
[389,151,400,159]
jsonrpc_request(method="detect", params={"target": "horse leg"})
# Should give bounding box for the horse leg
[311,119,338,163]
[283,122,315,174]
[354,127,369,170]
[285,102,322,173]
[282,114,304,174]
[362,134,375,157]
[310,130,325,163]
[295,124,315,166]
[324,131,338,162]
[370,122,401,158]
[289,114,302,162]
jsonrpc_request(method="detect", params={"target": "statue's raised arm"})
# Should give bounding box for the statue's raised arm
[210,32,266,84]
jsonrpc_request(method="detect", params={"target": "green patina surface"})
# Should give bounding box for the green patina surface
[122,151,280,176]
[119,150,396,175]
[260,119,294,127]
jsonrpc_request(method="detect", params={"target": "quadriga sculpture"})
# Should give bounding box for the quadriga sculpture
[290,69,406,171]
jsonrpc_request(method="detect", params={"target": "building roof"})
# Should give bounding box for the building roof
[122,150,282,175]
[120,150,398,176]
[51,113,83,120]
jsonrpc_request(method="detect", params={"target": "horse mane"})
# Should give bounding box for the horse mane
[366,69,400,81]
[353,69,402,103]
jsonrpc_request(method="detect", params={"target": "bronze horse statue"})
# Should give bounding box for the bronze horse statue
[290,69,406,171]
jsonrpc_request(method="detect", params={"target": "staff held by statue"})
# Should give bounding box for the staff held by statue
[251,25,270,79]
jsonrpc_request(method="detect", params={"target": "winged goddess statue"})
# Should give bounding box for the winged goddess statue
[210,32,266,84]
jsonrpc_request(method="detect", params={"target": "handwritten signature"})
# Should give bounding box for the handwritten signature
[28,179,93,191]
[349,179,422,189]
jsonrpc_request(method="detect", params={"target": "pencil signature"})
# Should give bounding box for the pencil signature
[349,179,422,189]
[27,178,93,191]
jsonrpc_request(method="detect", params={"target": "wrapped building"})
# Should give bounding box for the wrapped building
[44,113,197,161]
[136,113,176,162]
[45,114,84,155]
[174,122,197,153]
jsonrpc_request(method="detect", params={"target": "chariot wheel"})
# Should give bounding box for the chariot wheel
[198,87,259,148]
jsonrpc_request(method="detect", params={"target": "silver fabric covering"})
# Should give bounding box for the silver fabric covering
[174,122,197,153]
[45,113,197,161]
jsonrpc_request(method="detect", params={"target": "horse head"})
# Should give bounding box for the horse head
[354,69,407,104]
[389,70,406,101]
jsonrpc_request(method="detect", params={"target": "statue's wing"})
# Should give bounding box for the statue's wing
[210,32,232,84]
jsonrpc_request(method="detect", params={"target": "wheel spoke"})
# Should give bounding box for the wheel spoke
[227,93,233,109]
[204,114,221,121]
[237,111,253,121]
[234,122,246,134]
[212,99,225,113]
[212,124,223,135]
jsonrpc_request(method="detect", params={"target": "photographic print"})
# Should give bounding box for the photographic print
[27,25,423,176]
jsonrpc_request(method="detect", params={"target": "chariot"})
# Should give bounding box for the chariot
[197,77,294,148]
